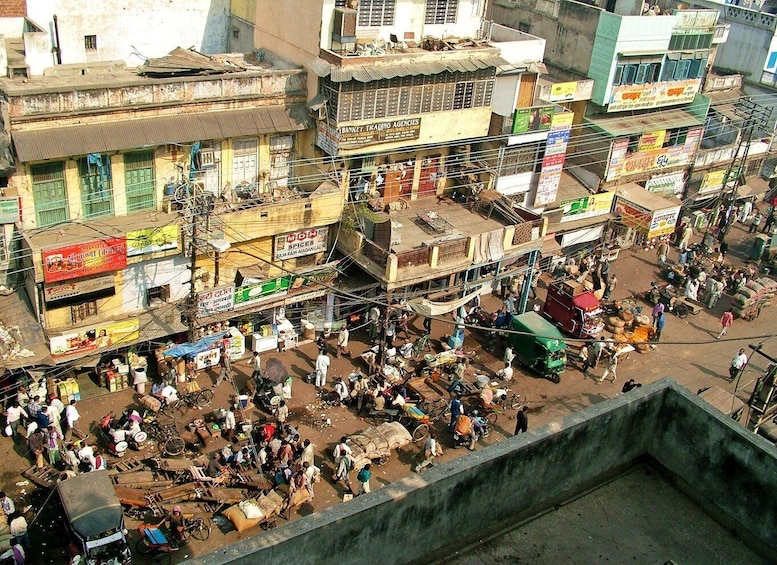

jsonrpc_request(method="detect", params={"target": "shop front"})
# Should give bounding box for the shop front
[614,184,682,247]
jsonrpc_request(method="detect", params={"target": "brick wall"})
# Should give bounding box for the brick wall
[0,0,26,18]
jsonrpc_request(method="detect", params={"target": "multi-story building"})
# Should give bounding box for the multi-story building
[0,46,345,365]
[243,0,551,306]
[492,1,727,247]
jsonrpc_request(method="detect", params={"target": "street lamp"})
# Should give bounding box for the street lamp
[208,239,231,285]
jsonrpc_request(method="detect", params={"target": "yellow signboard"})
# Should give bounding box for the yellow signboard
[126,225,179,256]
[550,82,577,102]
[638,130,666,152]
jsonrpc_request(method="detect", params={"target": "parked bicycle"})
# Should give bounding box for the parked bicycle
[159,387,214,420]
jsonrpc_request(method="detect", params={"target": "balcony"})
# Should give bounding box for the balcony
[337,195,543,290]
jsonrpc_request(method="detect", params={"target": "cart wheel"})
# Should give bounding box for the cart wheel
[191,518,212,541]
[163,437,185,457]
[485,411,498,426]
[676,304,689,319]
[196,389,214,408]
[509,393,523,410]
[135,538,153,555]
[481,424,491,438]
[412,423,429,442]
[160,401,187,420]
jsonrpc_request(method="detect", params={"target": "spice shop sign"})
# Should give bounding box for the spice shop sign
[274,227,329,261]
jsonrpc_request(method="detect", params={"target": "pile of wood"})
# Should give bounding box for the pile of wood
[731,277,777,320]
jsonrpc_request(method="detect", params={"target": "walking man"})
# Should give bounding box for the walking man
[449,394,463,431]
[717,308,734,339]
[356,463,372,496]
[657,238,670,267]
[217,347,232,386]
[65,399,86,441]
[729,348,748,381]
[337,324,350,358]
[315,350,330,388]
[651,302,665,329]
[707,277,724,309]
[598,353,618,384]
[368,305,381,342]
[514,406,529,434]
[248,351,262,381]
[653,311,666,342]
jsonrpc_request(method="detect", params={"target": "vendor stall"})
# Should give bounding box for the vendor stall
[614,184,682,247]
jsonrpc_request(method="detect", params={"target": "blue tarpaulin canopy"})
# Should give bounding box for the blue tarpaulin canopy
[163,331,227,359]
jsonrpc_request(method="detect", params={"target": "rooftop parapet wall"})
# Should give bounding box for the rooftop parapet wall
[193,379,776,565]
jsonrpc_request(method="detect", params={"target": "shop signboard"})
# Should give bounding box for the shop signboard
[126,225,179,257]
[0,197,21,224]
[534,113,573,206]
[614,197,652,233]
[607,127,702,181]
[234,277,290,307]
[699,169,727,194]
[197,286,235,316]
[194,348,221,370]
[50,318,140,357]
[513,105,555,134]
[321,118,422,151]
[44,273,115,302]
[316,122,339,156]
[549,82,578,102]
[648,205,681,239]
[560,191,615,223]
[608,79,701,112]
[638,130,666,152]
[645,172,685,196]
[42,238,127,283]
[274,227,329,261]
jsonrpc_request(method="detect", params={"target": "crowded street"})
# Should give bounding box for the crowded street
[0,218,773,564]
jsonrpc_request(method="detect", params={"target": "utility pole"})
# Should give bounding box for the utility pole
[707,97,773,248]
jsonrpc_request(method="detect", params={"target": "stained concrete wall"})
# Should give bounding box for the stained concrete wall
[192,379,777,564]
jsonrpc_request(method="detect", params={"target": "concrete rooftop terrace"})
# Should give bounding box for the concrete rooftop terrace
[192,379,777,564]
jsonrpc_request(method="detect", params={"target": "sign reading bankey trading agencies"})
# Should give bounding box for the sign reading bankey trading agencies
[274,227,328,261]
[337,118,421,150]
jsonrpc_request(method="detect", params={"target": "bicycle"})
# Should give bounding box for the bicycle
[159,388,214,420]
[152,421,185,457]
[180,517,212,542]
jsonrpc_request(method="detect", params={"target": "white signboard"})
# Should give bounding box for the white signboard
[197,286,235,316]
[274,227,329,261]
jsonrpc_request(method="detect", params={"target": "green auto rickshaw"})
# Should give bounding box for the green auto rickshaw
[508,311,567,383]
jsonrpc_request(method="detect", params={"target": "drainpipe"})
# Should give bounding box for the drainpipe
[53,15,62,65]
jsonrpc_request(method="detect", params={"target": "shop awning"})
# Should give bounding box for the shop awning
[0,291,55,370]
[586,108,703,138]
[615,183,681,211]
[13,104,312,162]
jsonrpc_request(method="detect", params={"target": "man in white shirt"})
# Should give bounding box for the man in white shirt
[315,350,331,388]
[337,326,350,358]
[223,407,236,442]
[160,385,179,402]
[248,351,262,380]
[496,362,514,382]
[65,400,86,441]
[334,378,350,402]
[0,492,15,517]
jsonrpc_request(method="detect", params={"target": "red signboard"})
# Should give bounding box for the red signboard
[42,237,127,283]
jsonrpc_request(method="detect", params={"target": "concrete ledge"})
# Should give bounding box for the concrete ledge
[191,379,777,564]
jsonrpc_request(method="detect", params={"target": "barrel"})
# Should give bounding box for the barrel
[751,235,768,261]
[303,323,316,340]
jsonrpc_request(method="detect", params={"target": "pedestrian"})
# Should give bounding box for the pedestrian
[514,405,529,434]
[0,493,15,518]
[599,259,611,288]
[9,512,29,549]
[651,302,665,329]
[315,349,330,388]
[337,324,350,358]
[385,320,396,347]
[678,223,693,251]
[749,210,764,234]
[449,394,463,431]
[729,348,748,381]
[4,401,27,445]
[717,308,734,339]
[28,429,45,469]
[216,346,232,386]
[653,311,666,342]
[603,274,617,300]
[353,372,370,416]
[398,311,410,337]
[503,345,515,367]
[422,316,432,334]
[415,432,443,472]
[65,398,89,441]
[621,379,642,393]
[706,277,724,309]
[762,208,775,234]
[368,305,381,341]
[45,425,62,466]
[275,400,289,426]
[61,443,79,471]
[593,336,607,367]
[356,463,372,496]
[300,439,315,468]
[580,343,592,376]
[223,406,236,442]
[685,277,699,302]
[657,238,670,266]
[598,352,618,384]
[248,351,262,381]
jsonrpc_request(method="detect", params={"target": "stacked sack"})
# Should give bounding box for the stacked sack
[605,309,654,354]
[731,277,777,319]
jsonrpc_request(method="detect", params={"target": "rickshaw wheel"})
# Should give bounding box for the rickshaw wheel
[549,372,561,384]
[412,423,429,442]
[485,411,498,426]
[163,437,185,457]
[135,538,154,555]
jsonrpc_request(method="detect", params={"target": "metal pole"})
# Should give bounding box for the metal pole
[187,216,198,342]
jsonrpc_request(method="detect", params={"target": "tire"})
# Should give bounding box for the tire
[485,411,498,426]
[163,437,185,457]
[135,538,153,555]
[676,304,689,319]
[411,423,429,442]
[161,401,186,420]
[481,424,491,438]
[191,519,212,541]
[508,394,523,410]
[195,389,214,408]
[550,372,561,384]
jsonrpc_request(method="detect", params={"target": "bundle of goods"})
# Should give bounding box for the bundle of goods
[605,310,653,353]
[348,422,412,470]
[731,277,776,321]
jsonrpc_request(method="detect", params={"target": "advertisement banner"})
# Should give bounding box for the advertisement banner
[608,79,701,112]
[337,118,422,150]
[44,274,115,302]
[126,225,179,257]
[614,198,652,232]
[638,130,666,152]
[50,318,140,357]
[234,277,290,307]
[274,227,329,261]
[699,169,727,194]
[648,205,681,239]
[513,106,555,134]
[645,172,686,196]
[43,238,127,283]
[560,191,615,223]
[0,197,21,224]
[549,82,578,102]
[197,286,235,316]
[534,112,573,206]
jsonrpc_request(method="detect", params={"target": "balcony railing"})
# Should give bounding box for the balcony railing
[396,247,430,268]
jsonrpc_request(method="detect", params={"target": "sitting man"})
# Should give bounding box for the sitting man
[334,378,350,403]
[160,384,179,403]
[163,506,186,543]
